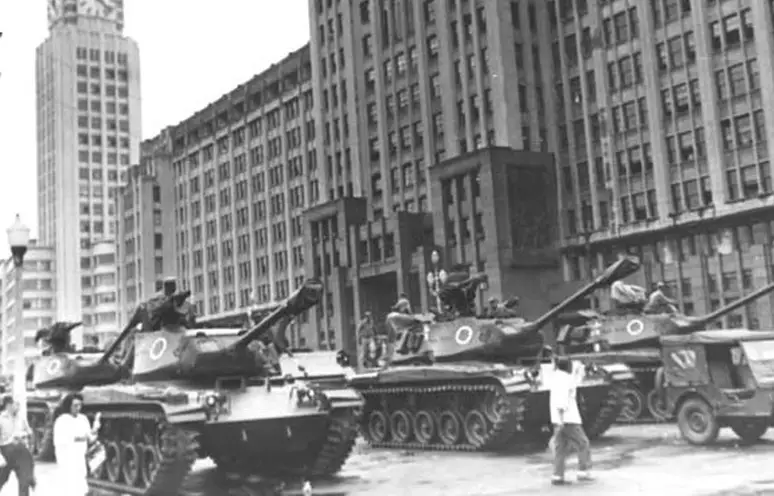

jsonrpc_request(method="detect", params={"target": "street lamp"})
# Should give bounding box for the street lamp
[7,214,30,420]
[426,250,448,311]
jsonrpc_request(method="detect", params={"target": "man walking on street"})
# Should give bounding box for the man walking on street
[549,356,593,485]
[0,395,36,496]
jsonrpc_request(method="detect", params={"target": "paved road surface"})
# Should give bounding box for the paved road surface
[3,425,774,495]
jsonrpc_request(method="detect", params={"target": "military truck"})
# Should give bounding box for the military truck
[659,329,774,445]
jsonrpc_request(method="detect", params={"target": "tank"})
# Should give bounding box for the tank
[32,279,363,495]
[555,266,774,423]
[348,258,639,452]
[25,321,105,461]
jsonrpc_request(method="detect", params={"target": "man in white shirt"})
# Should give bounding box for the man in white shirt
[549,356,593,485]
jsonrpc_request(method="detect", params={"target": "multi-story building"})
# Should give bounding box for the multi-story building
[0,242,56,374]
[303,0,567,351]
[115,131,176,329]
[36,0,141,346]
[553,0,774,329]
[165,46,316,346]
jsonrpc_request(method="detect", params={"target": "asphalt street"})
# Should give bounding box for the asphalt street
[3,424,774,495]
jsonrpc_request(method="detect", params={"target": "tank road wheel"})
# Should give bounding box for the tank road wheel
[730,419,769,444]
[437,410,462,447]
[677,397,720,445]
[463,410,489,449]
[121,442,142,487]
[140,444,161,488]
[413,410,436,445]
[646,389,672,421]
[367,410,390,443]
[482,391,508,424]
[389,410,414,444]
[617,386,646,422]
[104,440,123,483]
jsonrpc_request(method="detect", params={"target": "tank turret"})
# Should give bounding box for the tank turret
[33,280,323,388]
[565,281,774,351]
[389,256,640,365]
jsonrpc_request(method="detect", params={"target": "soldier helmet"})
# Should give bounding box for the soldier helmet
[393,298,411,312]
[488,296,499,304]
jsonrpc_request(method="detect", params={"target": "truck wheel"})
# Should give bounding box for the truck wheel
[677,397,719,445]
[730,419,768,444]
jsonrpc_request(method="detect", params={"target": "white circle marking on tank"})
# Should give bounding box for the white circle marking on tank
[149,337,168,361]
[46,360,62,376]
[455,326,474,345]
[626,319,645,336]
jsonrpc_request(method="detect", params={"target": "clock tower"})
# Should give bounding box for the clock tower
[47,0,125,30]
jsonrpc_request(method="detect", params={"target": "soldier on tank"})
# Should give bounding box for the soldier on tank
[643,281,679,315]
[483,296,522,319]
[437,264,487,319]
[386,297,427,356]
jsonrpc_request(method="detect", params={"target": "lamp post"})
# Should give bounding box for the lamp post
[425,250,448,311]
[7,214,30,420]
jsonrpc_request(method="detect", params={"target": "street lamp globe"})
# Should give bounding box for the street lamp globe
[438,269,448,284]
[7,214,30,266]
[430,250,440,265]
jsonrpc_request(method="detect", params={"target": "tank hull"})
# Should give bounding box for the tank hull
[349,361,633,452]
[73,379,362,495]
[26,391,63,461]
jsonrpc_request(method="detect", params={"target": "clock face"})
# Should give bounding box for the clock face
[78,0,122,22]
[47,0,62,24]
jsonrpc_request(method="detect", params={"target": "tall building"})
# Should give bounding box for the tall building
[158,47,316,345]
[115,131,175,330]
[36,0,141,346]
[303,0,566,350]
[553,0,774,329]
[0,242,56,374]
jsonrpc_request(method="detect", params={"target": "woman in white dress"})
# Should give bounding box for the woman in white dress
[53,393,101,496]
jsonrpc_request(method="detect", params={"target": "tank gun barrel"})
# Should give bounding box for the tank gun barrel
[679,281,774,331]
[526,255,641,332]
[229,279,323,350]
[98,290,192,364]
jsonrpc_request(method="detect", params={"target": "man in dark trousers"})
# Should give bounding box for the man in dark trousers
[0,396,35,496]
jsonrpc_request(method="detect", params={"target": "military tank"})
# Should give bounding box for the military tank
[25,321,104,461]
[32,279,363,495]
[555,272,774,422]
[348,258,639,452]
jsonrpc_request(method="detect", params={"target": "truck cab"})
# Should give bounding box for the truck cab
[659,329,774,445]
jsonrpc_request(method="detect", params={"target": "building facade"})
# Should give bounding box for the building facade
[0,242,56,374]
[553,0,774,329]
[115,131,176,329]
[164,47,316,345]
[303,0,569,351]
[36,0,141,346]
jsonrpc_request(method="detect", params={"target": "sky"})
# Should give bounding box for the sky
[0,0,311,241]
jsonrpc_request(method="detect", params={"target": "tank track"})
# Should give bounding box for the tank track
[581,381,625,440]
[306,408,360,477]
[359,382,539,452]
[613,365,672,425]
[28,404,56,461]
[87,409,199,496]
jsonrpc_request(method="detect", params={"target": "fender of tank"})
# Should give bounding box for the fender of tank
[384,256,641,367]
[556,280,774,351]
[33,279,325,389]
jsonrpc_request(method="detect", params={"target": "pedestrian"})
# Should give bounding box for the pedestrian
[549,356,593,485]
[53,393,102,496]
[0,395,36,496]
